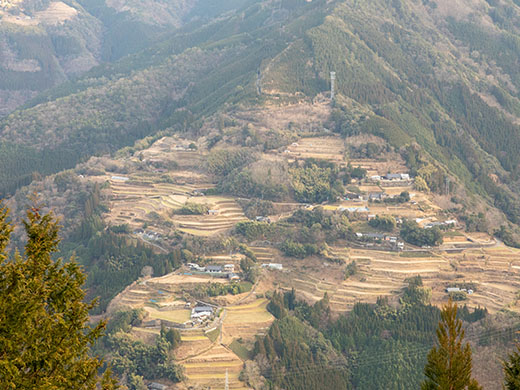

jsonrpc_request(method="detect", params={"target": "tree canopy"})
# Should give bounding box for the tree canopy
[504,344,520,390]
[0,204,116,390]
[421,300,481,390]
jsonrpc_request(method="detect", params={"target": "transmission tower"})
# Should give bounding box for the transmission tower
[225,369,229,390]
[445,177,450,196]
[330,71,336,101]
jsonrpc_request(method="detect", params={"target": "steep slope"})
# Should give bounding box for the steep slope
[0,0,325,196]
[0,0,103,115]
[0,0,255,116]
[259,0,520,228]
[3,0,520,230]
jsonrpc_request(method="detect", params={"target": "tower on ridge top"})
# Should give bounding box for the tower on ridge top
[330,71,336,102]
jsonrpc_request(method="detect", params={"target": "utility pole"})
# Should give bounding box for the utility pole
[330,71,336,102]
[225,369,229,390]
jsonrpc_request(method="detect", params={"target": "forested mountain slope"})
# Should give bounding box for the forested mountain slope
[3,0,520,228]
[0,0,253,116]
[0,0,321,196]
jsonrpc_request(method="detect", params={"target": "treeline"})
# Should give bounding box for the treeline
[234,206,353,257]
[400,220,443,247]
[290,160,345,203]
[63,215,182,313]
[254,280,498,390]
[94,309,184,389]
[253,315,350,390]
[0,142,78,197]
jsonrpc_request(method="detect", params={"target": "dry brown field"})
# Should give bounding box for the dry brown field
[182,344,248,389]
[221,299,274,344]
[269,242,520,314]
[349,158,408,177]
[106,174,246,236]
[285,136,345,162]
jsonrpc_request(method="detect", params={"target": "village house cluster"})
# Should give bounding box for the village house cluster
[187,263,240,280]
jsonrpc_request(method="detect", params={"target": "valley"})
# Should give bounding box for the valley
[51,120,520,388]
[4,0,520,389]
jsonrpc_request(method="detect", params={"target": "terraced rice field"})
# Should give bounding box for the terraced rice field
[109,273,228,314]
[180,299,274,389]
[175,329,214,361]
[108,177,210,227]
[249,245,276,263]
[107,176,246,236]
[136,136,206,169]
[222,299,274,343]
[274,244,520,314]
[174,197,248,236]
[182,344,248,389]
[332,247,520,312]
[285,136,345,162]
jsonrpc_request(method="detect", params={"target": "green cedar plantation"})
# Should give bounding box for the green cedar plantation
[255,286,506,390]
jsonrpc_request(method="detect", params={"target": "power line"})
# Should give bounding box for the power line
[330,71,336,102]
[255,319,520,383]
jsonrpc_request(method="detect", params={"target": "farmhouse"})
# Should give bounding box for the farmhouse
[425,219,458,229]
[191,305,214,321]
[343,206,369,213]
[255,216,271,223]
[344,193,361,201]
[143,231,161,240]
[446,287,473,294]
[207,209,220,215]
[384,173,410,181]
[187,263,205,272]
[368,192,386,201]
[228,273,240,281]
[446,287,462,293]
[206,265,223,274]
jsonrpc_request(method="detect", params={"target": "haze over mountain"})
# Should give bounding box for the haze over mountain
[0,0,251,115]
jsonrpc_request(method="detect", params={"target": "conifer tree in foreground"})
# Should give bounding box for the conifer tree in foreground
[0,204,117,390]
[421,299,482,390]
[504,344,520,390]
